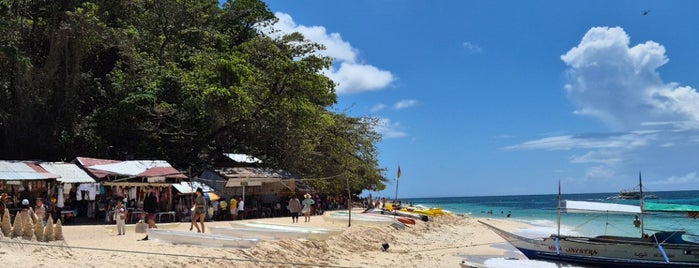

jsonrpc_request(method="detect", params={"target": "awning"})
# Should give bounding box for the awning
[172,181,214,194]
[563,200,641,214]
[0,161,60,181]
[39,162,96,183]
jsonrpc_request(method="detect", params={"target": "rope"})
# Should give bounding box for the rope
[0,239,359,268]
[396,241,502,253]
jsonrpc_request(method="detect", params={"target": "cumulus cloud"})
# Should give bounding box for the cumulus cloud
[271,12,395,94]
[506,27,699,189]
[374,118,407,139]
[561,26,699,130]
[393,99,419,110]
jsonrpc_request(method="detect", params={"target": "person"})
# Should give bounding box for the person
[211,199,219,221]
[193,188,206,233]
[229,197,238,221]
[114,199,127,235]
[633,215,641,228]
[34,198,48,226]
[219,198,228,221]
[237,197,245,220]
[189,196,198,232]
[0,193,9,220]
[288,195,302,223]
[302,193,315,222]
[140,187,158,241]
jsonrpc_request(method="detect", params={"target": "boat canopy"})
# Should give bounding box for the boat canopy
[562,200,641,214]
[643,202,699,213]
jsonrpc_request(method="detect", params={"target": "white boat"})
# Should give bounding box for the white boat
[481,174,699,267]
[209,226,315,240]
[229,221,343,240]
[145,229,259,248]
[323,210,396,226]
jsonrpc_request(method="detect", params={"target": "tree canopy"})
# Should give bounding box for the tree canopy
[0,0,387,194]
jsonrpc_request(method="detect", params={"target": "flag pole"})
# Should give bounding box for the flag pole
[393,166,401,217]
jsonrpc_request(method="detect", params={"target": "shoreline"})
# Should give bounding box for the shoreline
[0,211,531,267]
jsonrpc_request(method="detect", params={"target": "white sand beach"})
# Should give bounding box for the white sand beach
[0,212,528,267]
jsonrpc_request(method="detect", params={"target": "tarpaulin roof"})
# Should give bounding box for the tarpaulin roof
[223,153,262,164]
[75,157,187,179]
[39,162,96,183]
[172,181,214,194]
[0,161,60,181]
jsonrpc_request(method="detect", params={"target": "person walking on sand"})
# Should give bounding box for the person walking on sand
[288,195,302,223]
[237,197,245,220]
[140,187,158,241]
[114,199,127,235]
[302,193,315,222]
[193,188,206,233]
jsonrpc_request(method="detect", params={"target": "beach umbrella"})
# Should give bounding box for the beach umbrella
[204,192,220,202]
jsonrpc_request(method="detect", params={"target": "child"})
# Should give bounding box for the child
[114,199,127,235]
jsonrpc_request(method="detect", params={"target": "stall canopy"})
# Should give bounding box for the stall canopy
[172,181,214,194]
[75,157,187,181]
[222,167,295,188]
[0,161,60,181]
[38,162,95,183]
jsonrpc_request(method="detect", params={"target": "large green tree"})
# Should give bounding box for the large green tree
[0,0,387,194]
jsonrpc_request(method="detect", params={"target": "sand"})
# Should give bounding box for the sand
[0,212,528,267]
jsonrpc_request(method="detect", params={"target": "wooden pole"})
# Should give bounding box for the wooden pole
[346,175,351,227]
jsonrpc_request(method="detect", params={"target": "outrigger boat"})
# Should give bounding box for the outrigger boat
[481,174,699,267]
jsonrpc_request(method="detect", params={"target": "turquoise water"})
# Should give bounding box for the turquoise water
[405,190,699,241]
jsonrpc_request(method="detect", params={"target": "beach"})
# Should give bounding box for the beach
[0,212,528,267]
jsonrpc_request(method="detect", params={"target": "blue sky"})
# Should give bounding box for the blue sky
[262,1,699,197]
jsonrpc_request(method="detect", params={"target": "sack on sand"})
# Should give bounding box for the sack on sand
[135,220,147,233]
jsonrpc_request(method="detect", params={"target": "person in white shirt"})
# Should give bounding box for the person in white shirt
[237,198,245,220]
[114,199,127,235]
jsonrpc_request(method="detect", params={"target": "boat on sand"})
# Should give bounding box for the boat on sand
[229,221,343,240]
[146,229,259,248]
[210,226,328,240]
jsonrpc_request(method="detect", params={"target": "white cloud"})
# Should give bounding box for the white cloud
[370,103,386,113]
[393,99,418,110]
[271,12,395,94]
[561,26,699,131]
[649,172,699,185]
[323,62,394,94]
[462,41,483,53]
[504,132,652,151]
[506,27,699,190]
[374,118,407,139]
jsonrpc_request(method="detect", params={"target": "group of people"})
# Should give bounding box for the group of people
[0,193,51,226]
[287,193,315,223]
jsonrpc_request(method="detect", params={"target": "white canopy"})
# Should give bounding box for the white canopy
[562,200,641,214]
[39,162,95,183]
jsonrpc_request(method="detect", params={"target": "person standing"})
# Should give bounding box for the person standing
[193,188,206,233]
[302,193,315,223]
[219,198,228,221]
[237,197,245,220]
[140,187,158,241]
[211,199,219,221]
[34,198,48,226]
[229,197,238,221]
[288,195,302,223]
[114,199,127,235]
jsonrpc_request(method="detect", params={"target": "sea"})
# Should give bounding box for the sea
[405,190,699,267]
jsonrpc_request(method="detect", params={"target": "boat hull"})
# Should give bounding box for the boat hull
[323,211,396,226]
[146,229,259,248]
[229,221,343,240]
[479,220,699,267]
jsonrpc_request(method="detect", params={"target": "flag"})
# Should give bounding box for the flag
[397,166,401,180]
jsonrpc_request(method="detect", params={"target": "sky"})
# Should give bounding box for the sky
[261,0,699,198]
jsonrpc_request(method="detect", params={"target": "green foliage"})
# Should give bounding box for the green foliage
[0,0,387,195]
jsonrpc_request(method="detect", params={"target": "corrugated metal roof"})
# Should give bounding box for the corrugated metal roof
[77,157,186,179]
[0,161,60,181]
[39,162,96,183]
[172,181,214,194]
[224,153,262,164]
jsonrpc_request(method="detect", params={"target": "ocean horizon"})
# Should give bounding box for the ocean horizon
[404,190,699,241]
